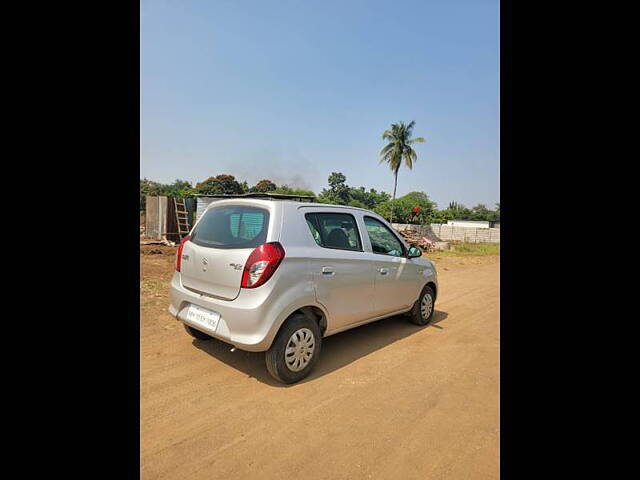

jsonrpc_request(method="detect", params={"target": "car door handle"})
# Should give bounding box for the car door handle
[321,266,335,276]
[378,267,389,275]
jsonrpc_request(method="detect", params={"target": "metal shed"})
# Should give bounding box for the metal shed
[145,196,196,241]
[195,196,223,223]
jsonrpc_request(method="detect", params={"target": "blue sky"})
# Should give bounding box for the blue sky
[141,0,499,209]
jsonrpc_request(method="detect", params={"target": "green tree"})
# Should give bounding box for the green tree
[318,172,350,204]
[379,121,425,201]
[490,203,500,223]
[272,184,317,199]
[347,199,368,209]
[487,209,500,223]
[470,204,490,220]
[195,174,245,195]
[426,209,456,225]
[140,178,161,210]
[164,179,196,198]
[349,187,391,209]
[251,179,277,192]
[436,201,473,221]
[140,178,198,211]
[317,172,391,208]
[374,191,435,224]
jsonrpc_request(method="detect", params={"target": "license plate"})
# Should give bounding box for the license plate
[186,304,220,331]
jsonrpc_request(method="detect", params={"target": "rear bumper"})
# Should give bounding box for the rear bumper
[168,267,320,352]
[168,272,278,351]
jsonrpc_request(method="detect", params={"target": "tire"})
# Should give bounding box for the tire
[408,285,436,326]
[183,323,213,340]
[265,313,322,384]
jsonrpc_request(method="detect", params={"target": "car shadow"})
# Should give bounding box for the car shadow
[192,310,449,387]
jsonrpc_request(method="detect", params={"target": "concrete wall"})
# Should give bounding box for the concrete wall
[145,195,168,240]
[447,220,490,228]
[392,223,500,244]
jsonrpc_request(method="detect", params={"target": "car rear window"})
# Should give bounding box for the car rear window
[190,206,269,249]
[305,212,362,251]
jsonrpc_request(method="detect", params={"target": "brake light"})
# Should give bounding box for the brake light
[241,242,285,288]
[175,235,190,272]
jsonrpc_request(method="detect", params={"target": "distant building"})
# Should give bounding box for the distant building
[447,220,497,228]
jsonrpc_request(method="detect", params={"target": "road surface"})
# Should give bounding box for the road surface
[140,249,499,479]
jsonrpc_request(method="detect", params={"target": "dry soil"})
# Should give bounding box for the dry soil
[140,245,500,479]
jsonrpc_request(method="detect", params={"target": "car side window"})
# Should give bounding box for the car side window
[306,218,322,246]
[364,216,405,257]
[304,212,362,251]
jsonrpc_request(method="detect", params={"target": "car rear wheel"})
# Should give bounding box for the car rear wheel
[265,313,322,384]
[183,323,213,340]
[409,285,436,326]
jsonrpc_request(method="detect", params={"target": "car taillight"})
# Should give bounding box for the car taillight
[241,242,285,288]
[175,235,190,272]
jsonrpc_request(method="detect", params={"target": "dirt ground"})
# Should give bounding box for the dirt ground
[140,245,500,479]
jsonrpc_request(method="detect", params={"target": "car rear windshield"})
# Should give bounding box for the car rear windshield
[190,205,269,249]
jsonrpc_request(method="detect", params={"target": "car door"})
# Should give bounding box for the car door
[361,215,420,316]
[304,210,376,332]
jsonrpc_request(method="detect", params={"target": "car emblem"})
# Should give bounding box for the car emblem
[202,258,208,265]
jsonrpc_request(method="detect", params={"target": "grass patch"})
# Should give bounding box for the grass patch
[426,242,500,258]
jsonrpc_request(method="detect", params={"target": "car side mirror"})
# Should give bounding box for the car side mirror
[408,246,422,258]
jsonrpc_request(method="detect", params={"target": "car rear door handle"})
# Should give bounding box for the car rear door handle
[378,267,389,275]
[321,266,335,276]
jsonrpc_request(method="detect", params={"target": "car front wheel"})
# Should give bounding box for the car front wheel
[409,285,436,326]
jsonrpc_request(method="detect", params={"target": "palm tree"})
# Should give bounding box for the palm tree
[379,121,425,202]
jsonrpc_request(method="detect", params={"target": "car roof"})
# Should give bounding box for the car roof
[293,202,370,212]
[201,197,373,213]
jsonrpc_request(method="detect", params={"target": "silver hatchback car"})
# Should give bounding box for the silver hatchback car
[169,196,438,383]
